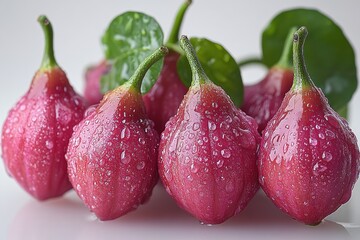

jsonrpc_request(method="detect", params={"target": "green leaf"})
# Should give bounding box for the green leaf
[262,8,357,111]
[101,12,164,94]
[337,105,348,119]
[177,37,243,107]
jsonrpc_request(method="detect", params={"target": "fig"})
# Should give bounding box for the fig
[66,47,168,220]
[84,60,110,106]
[241,28,296,134]
[1,16,87,200]
[158,36,260,224]
[258,27,360,225]
[143,0,191,133]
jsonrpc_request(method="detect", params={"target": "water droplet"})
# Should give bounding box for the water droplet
[211,102,218,108]
[106,170,112,176]
[138,138,145,145]
[184,156,190,164]
[272,134,280,143]
[208,121,216,131]
[285,125,289,129]
[193,123,200,131]
[120,127,130,139]
[121,150,130,164]
[216,159,224,168]
[197,139,203,145]
[309,137,318,146]
[324,114,340,128]
[313,162,327,176]
[220,149,231,158]
[322,151,332,162]
[76,184,81,191]
[325,129,335,139]
[20,104,26,111]
[225,180,235,193]
[45,140,54,149]
[190,163,198,173]
[315,125,321,130]
[187,175,193,181]
[189,133,195,139]
[136,161,145,170]
[283,143,289,154]
[318,133,325,139]
[74,137,81,147]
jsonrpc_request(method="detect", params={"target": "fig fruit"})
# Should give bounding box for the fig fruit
[66,47,167,220]
[258,27,360,225]
[158,36,260,224]
[1,16,87,200]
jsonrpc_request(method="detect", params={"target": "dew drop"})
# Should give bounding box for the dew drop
[211,102,218,108]
[285,125,289,129]
[309,137,318,146]
[283,143,289,154]
[190,163,198,173]
[208,121,217,131]
[20,104,26,111]
[120,127,130,139]
[121,150,130,164]
[322,151,332,162]
[136,161,145,170]
[324,114,340,128]
[216,159,224,168]
[184,156,190,164]
[74,137,81,147]
[315,125,321,130]
[193,122,200,131]
[325,129,335,139]
[318,133,325,139]
[220,149,231,158]
[138,138,146,145]
[187,175,193,181]
[272,134,280,143]
[45,140,54,149]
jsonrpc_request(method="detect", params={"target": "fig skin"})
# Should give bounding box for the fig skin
[1,16,87,200]
[143,51,188,133]
[66,47,167,221]
[84,60,110,106]
[158,36,260,224]
[258,27,360,225]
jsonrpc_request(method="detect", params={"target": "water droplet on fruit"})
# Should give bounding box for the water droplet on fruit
[45,140,54,149]
[138,138,145,145]
[208,121,217,131]
[137,161,145,170]
[315,125,321,130]
[20,104,26,111]
[318,133,325,139]
[309,137,318,146]
[285,125,289,129]
[313,162,327,176]
[216,159,224,168]
[322,151,332,162]
[220,149,231,158]
[272,134,280,143]
[325,129,335,139]
[283,143,289,154]
[192,122,200,131]
[121,150,130,164]
[324,114,340,128]
[74,137,81,147]
[211,102,218,108]
[190,163,198,173]
[120,127,130,139]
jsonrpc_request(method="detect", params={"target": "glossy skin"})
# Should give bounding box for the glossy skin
[66,87,159,221]
[159,82,260,224]
[143,51,188,133]
[259,87,360,225]
[84,60,109,106]
[1,68,87,200]
[241,67,293,134]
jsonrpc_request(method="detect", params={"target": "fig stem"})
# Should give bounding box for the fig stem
[166,0,192,45]
[38,15,58,70]
[126,46,168,91]
[179,35,209,85]
[291,26,315,90]
[275,27,297,69]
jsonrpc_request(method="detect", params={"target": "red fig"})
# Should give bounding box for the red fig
[241,28,296,134]
[258,27,360,225]
[66,47,168,220]
[158,36,260,224]
[143,0,191,133]
[84,60,110,105]
[1,16,87,200]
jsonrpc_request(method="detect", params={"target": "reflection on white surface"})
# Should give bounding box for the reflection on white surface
[6,184,360,240]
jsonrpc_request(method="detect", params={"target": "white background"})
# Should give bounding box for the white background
[1,0,360,239]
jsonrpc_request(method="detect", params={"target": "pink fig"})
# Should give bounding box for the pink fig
[158,36,260,224]
[241,28,296,134]
[66,47,168,220]
[143,0,191,133]
[1,16,87,200]
[258,27,360,225]
[84,60,110,106]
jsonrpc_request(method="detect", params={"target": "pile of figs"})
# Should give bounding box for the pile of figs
[1,4,359,226]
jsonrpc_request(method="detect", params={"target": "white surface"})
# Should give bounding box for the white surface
[1,0,360,239]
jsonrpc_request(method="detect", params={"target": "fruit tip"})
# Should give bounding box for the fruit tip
[38,15,49,25]
[160,46,169,55]
[186,0,193,5]
[293,26,308,42]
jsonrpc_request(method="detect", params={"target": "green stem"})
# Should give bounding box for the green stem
[166,0,192,45]
[179,35,209,86]
[126,46,168,91]
[237,57,266,68]
[291,26,315,91]
[275,27,297,69]
[38,15,58,70]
